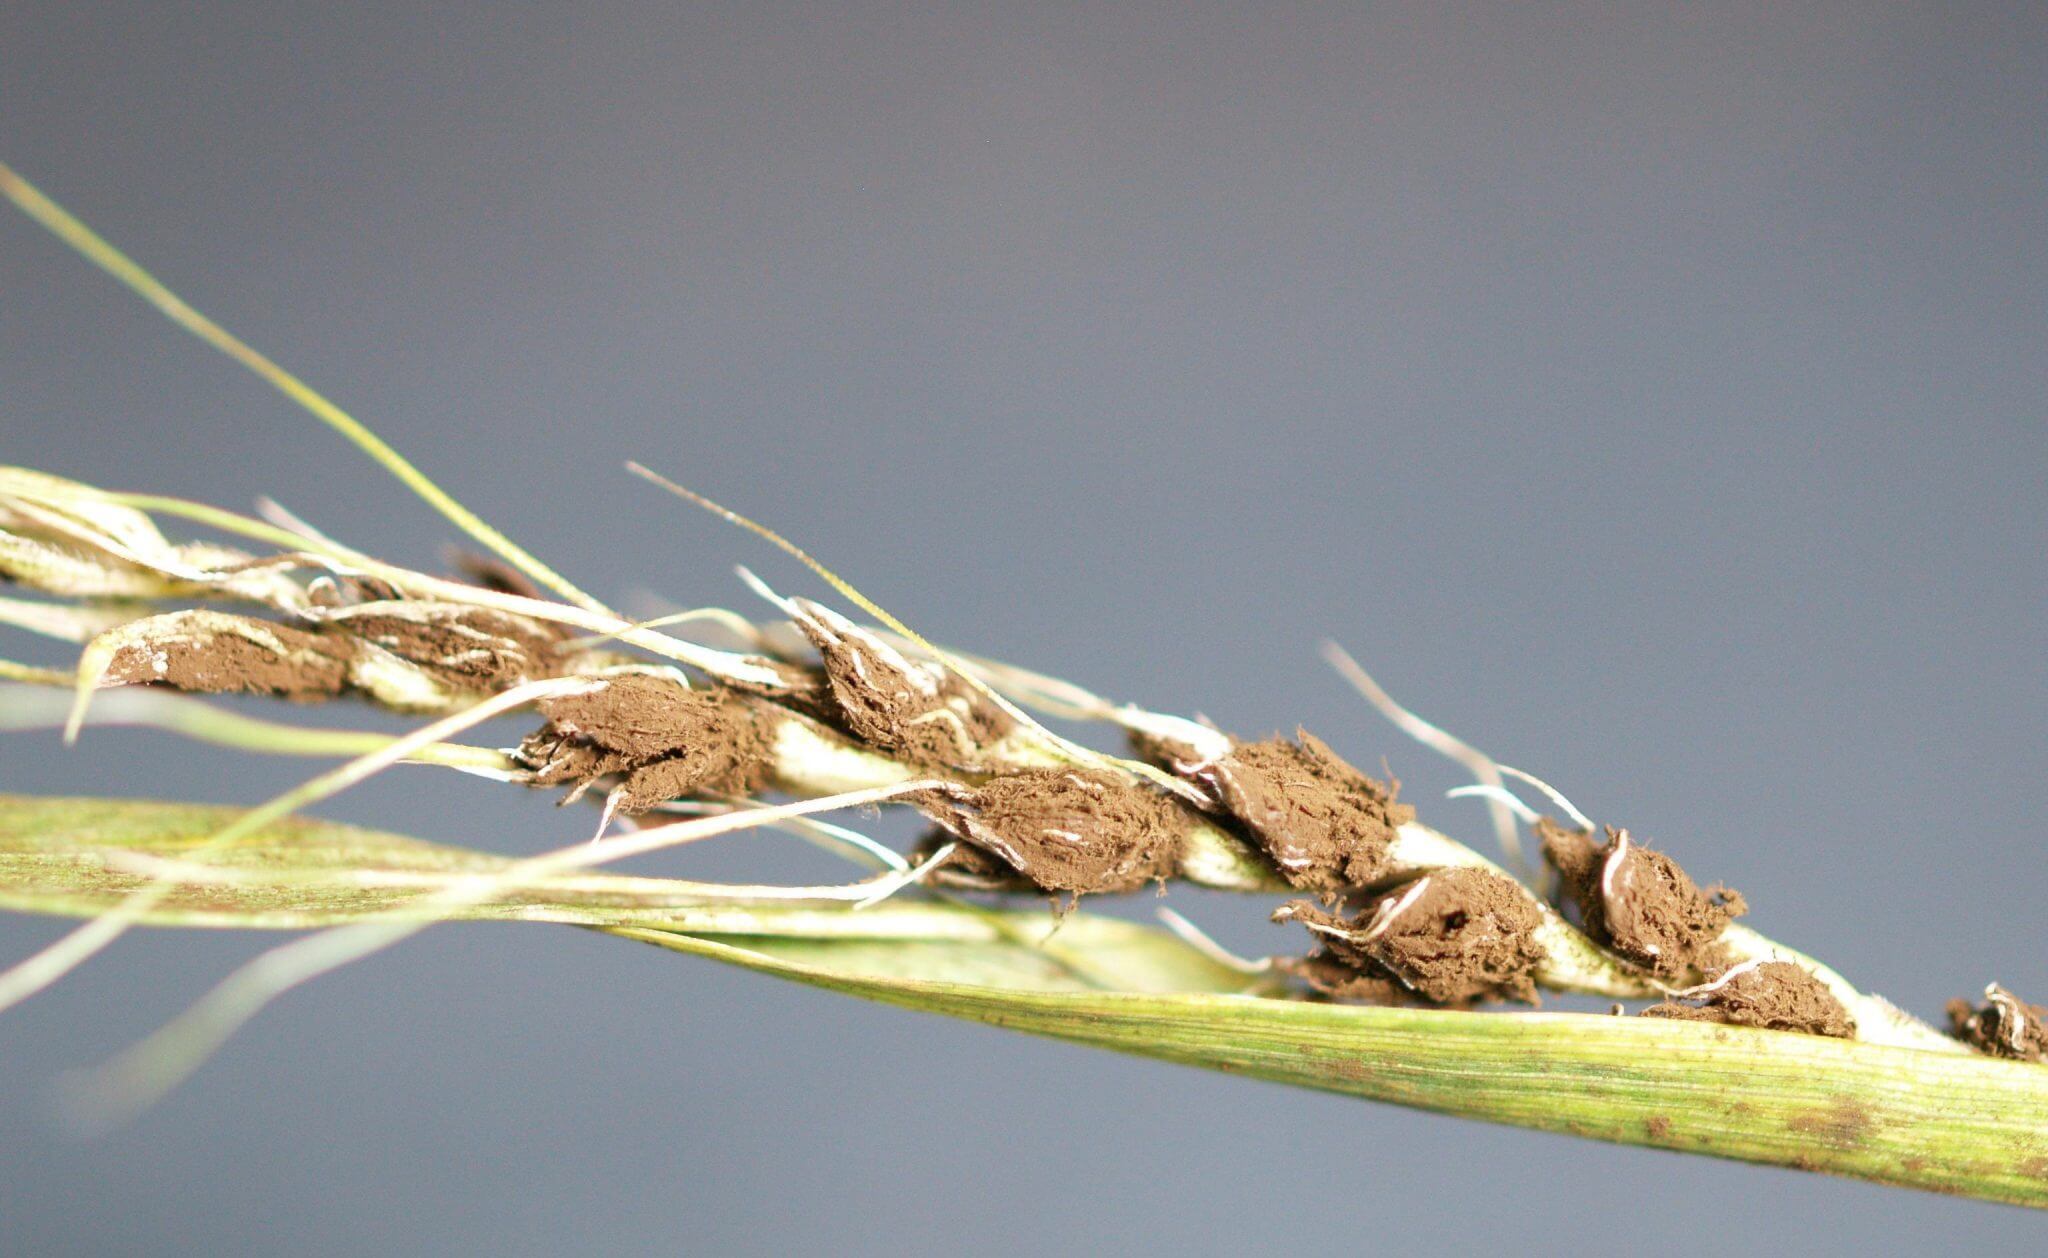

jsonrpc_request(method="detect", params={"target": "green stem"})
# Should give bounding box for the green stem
[622,927,2048,1208]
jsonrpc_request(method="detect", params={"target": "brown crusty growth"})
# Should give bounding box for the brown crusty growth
[326,600,571,693]
[1947,985,2048,1063]
[101,612,352,701]
[1642,961,1856,1039]
[516,672,776,814]
[915,831,1038,892]
[1541,819,1744,979]
[789,600,1012,765]
[1276,867,1546,1005]
[1194,730,1415,892]
[916,767,1188,896]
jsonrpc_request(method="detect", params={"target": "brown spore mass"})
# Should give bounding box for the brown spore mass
[791,609,1012,765]
[1643,961,1856,1039]
[840,666,1011,765]
[916,831,1038,892]
[517,673,774,814]
[1542,820,1744,978]
[1200,730,1414,892]
[1947,985,2048,1063]
[920,767,1188,895]
[103,619,351,702]
[331,601,570,692]
[1278,867,1546,1005]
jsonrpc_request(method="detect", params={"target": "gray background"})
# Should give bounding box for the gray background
[1,3,2043,1253]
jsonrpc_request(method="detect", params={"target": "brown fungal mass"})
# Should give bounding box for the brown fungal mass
[516,673,775,814]
[1277,867,1546,1005]
[1541,820,1744,978]
[1947,985,2048,1063]
[103,615,352,701]
[1197,730,1414,892]
[1643,961,1856,1039]
[918,767,1188,896]
[100,596,580,708]
[915,831,1038,892]
[329,601,570,692]
[790,602,1011,765]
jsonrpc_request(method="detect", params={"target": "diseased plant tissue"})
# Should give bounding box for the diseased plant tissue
[0,161,2041,1206]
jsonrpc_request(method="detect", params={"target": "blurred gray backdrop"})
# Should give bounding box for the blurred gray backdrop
[2,4,2043,1254]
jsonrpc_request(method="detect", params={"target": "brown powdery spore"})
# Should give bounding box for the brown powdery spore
[517,672,775,814]
[1542,820,1745,979]
[1947,985,2048,1063]
[1277,867,1547,1005]
[789,599,1012,765]
[102,612,352,701]
[1643,961,1856,1039]
[916,832,1037,892]
[918,767,1188,896]
[327,600,571,693]
[1193,730,1414,892]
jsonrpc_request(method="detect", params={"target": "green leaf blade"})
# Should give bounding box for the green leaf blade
[2,792,2043,1207]
[622,928,2048,1208]
[0,793,1256,990]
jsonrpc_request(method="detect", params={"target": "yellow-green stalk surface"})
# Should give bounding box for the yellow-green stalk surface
[1,794,2042,1205]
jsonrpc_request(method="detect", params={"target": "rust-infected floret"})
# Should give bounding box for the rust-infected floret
[788,598,1013,766]
[915,767,1189,896]
[517,672,777,814]
[1948,984,2048,1062]
[1643,960,1856,1039]
[321,600,572,692]
[1184,729,1414,893]
[101,612,353,702]
[1277,867,1547,1005]
[1541,820,1744,979]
